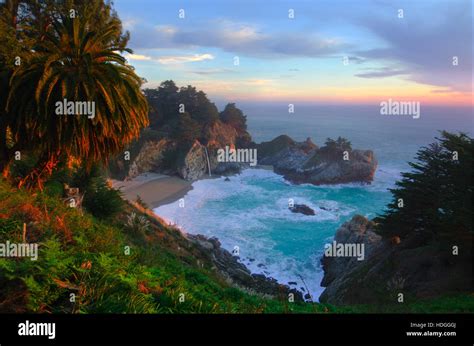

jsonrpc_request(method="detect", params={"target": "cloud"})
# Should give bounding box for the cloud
[430,88,458,94]
[356,1,472,92]
[157,54,214,64]
[190,68,236,75]
[347,56,365,64]
[355,67,407,78]
[244,79,275,86]
[129,20,349,59]
[125,53,152,61]
[124,52,214,65]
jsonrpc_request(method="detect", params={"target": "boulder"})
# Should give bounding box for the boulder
[289,204,315,216]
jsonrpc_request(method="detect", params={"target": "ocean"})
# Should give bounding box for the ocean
[154,104,473,300]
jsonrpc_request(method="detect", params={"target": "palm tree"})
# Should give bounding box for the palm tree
[4,1,148,188]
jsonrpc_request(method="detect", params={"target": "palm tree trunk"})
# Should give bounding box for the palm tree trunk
[0,114,12,178]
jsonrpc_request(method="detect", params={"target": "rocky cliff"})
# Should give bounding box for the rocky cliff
[127,139,176,179]
[187,234,304,301]
[319,215,472,305]
[112,121,249,181]
[257,135,377,185]
[114,128,377,186]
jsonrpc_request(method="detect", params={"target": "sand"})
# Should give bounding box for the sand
[111,173,192,209]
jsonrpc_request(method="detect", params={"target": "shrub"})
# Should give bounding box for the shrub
[82,179,124,219]
[125,212,151,234]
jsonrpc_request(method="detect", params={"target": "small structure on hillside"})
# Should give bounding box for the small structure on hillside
[63,184,84,209]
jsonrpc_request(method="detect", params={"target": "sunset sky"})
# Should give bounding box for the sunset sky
[114,0,473,106]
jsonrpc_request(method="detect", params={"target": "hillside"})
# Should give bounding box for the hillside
[0,179,472,313]
[0,179,318,313]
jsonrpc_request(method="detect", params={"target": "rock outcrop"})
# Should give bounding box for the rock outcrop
[111,121,251,181]
[179,140,245,180]
[289,204,315,216]
[257,135,377,185]
[319,215,472,305]
[187,234,304,301]
[319,215,382,301]
[179,140,209,181]
[114,126,376,186]
[127,139,175,179]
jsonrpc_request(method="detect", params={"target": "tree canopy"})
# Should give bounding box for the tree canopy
[144,81,247,147]
[375,131,473,244]
[219,103,247,134]
[318,137,352,160]
[0,0,148,188]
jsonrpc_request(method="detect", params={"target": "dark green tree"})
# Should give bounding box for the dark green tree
[375,131,473,244]
[173,112,200,146]
[178,86,219,126]
[319,137,352,160]
[145,80,179,130]
[219,103,247,134]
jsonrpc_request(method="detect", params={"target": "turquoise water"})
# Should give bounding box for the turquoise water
[154,104,472,300]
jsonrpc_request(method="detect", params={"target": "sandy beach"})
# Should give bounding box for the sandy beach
[111,173,193,209]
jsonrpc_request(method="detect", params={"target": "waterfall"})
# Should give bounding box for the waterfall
[204,146,212,177]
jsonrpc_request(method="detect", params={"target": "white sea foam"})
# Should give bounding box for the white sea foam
[154,168,393,301]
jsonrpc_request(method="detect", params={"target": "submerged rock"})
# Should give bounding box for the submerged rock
[289,204,315,216]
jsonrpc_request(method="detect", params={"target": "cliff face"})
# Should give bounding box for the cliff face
[127,139,176,179]
[258,136,377,185]
[116,121,249,181]
[118,130,376,186]
[179,122,249,180]
[179,140,209,181]
[320,215,381,290]
[319,215,472,305]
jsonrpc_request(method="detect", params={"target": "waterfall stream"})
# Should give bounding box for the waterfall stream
[204,146,212,177]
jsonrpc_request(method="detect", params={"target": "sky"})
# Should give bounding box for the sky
[114,0,473,106]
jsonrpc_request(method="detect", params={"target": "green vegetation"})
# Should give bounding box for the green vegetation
[220,103,248,135]
[375,131,473,245]
[145,80,220,145]
[332,294,474,313]
[257,135,296,158]
[301,136,352,168]
[319,137,352,161]
[0,177,471,313]
[144,80,249,146]
[0,179,324,313]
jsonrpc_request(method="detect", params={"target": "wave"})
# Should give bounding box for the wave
[153,167,399,301]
